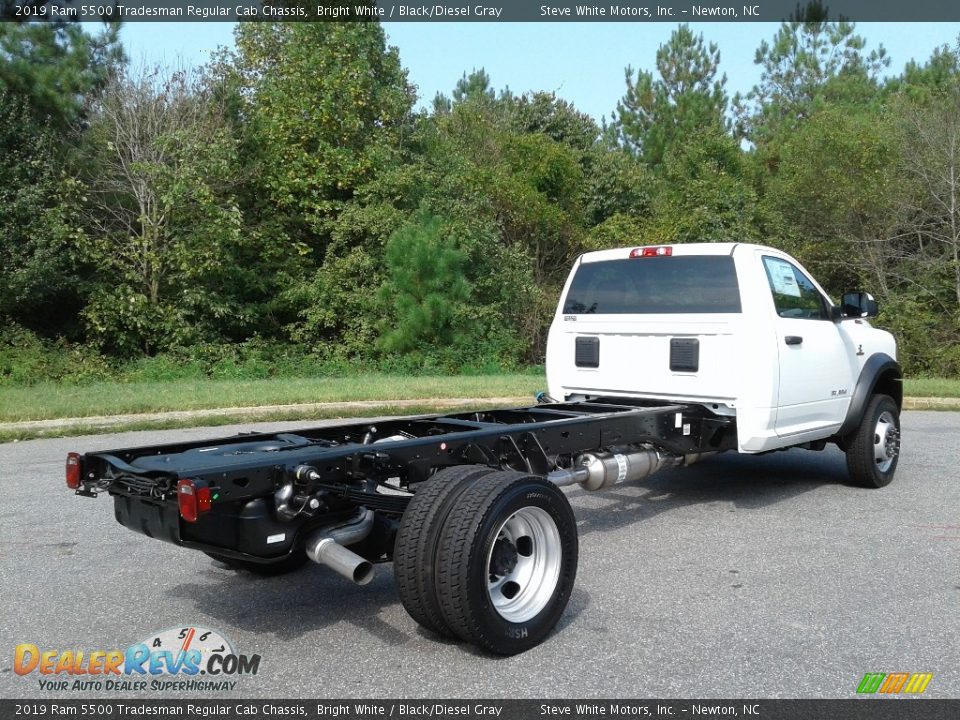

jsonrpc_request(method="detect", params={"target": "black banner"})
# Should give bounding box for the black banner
[2,700,960,720]
[5,0,960,23]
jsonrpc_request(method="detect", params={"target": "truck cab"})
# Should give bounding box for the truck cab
[546,242,901,453]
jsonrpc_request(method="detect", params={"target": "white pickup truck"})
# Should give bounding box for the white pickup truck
[547,242,902,488]
[68,242,901,655]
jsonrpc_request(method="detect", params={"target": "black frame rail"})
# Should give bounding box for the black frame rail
[80,398,737,504]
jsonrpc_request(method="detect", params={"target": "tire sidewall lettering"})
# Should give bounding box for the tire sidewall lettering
[469,480,578,650]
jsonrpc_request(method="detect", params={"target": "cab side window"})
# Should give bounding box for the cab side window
[762,256,827,320]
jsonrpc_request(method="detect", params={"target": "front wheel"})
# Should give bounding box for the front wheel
[845,393,901,488]
[434,471,578,655]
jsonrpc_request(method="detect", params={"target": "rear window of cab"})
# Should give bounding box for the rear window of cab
[562,256,742,314]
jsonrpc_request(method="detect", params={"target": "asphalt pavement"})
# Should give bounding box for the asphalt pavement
[1,411,957,699]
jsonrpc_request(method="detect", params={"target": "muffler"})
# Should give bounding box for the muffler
[305,508,375,585]
[548,446,681,490]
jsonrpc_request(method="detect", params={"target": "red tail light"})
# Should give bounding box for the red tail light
[630,246,672,258]
[177,479,211,523]
[66,452,82,490]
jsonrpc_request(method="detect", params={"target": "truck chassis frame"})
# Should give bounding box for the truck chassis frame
[77,398,735,565]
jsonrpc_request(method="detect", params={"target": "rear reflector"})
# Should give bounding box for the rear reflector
[197,484,212,515]
[66,452,82,490]
[630,246,672,258]
[177,479,211,523]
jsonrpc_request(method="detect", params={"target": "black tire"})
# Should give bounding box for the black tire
[434,470,578,655]
[204,549,309,576]
[393,465,496,637]
[845,393,901,488]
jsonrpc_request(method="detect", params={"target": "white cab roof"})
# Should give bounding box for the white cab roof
[579,242,779,263]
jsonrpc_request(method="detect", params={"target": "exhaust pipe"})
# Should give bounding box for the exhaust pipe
[305,508,376,585]
[548,446,682,490]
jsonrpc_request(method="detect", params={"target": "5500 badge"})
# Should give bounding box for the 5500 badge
[14,626,260,692]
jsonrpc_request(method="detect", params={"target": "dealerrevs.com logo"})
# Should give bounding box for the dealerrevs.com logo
[14,626,260,692]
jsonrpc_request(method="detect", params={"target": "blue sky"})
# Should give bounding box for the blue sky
[120,22,960,121]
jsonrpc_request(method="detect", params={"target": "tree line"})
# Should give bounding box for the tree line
[2,8,960,382]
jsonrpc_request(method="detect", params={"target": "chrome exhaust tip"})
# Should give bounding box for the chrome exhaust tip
[307,537,374,586]
[305,508,376,585]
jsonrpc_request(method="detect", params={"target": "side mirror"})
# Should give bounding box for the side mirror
[841,291,878,319]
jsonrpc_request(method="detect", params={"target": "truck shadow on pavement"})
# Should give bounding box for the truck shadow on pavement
[567,446,853,538]
[163,558,590,652]
[163,448,842,650]
[166,567,418,647]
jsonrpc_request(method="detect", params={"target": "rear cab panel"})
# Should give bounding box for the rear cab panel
[546,243,781,453]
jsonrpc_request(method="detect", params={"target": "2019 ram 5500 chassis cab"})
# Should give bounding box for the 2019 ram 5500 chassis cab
[67,242,902,656]
[548,242,901,466]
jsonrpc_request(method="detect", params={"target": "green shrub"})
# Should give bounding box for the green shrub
[0,324,114,386]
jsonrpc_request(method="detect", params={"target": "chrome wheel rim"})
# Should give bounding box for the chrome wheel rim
[874,411,900,473]
[485,507,562,623]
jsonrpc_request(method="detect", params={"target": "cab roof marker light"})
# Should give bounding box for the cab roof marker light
[629,246,672,258]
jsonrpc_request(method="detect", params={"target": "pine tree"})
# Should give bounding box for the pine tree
[0,15,123,127]
[614,25,728,167]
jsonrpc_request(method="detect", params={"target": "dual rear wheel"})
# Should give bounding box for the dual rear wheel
[394,466,578,655]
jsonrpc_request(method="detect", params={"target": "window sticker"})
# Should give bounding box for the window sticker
[766,257,801,297]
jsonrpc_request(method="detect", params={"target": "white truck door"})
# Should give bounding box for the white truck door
[760,254,856,437]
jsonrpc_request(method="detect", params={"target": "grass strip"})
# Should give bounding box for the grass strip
[903,377,960,398]
[0,374,545,422]
[1,373,958,441]
[0,400,521,444]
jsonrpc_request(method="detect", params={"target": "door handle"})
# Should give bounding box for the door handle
[785,335,803,346]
